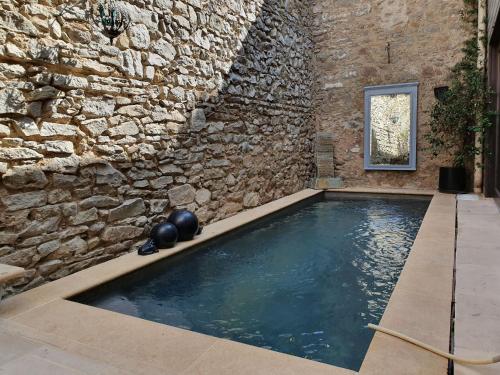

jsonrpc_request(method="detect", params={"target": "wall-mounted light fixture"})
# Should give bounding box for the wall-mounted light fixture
[434,86,449,102]
[92,0,130,45]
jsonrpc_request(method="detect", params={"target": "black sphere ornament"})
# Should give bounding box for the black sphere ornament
[151,222,179,249]
[167,210,199,241]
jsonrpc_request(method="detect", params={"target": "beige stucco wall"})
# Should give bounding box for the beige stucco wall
[311,0,467,189]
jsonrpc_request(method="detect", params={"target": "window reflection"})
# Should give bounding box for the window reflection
[369,94,411,166]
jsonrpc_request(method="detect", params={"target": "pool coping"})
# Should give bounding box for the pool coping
[0,188,456,375]
[327,187,436,196]
[359,191,456,375]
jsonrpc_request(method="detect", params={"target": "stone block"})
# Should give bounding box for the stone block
[41,155,80,174]
[0,147,43,161]
[40,122,78,137]
[37,239,61,257]
[0,88,27,115]
[79,195,121,209]
[101,226,143,242]
[95,164,125,186]
[150,199,169,214]
[314,177,344,190]
[116,105,148,117]
[153,39,176,61]
[190,108,206,131]
[14,117,39,137]
[0,124,10,137]
[2,167,48,189]
[52,74,88,89]
[1,11,38,36]
[0,63,26,78]
[25,86,64,101]
[45,140,74,154]
[195,188,211,205]
[168,184,196,206]
[243,192,260,208]
[150,176,173,189]
[108,122,139,137]
[80,118,108,137]
[59,236,87,257]
[108,198,146,222]
[20,216,61,238]
[128,24,151,49]
[38,259,63,276]
[81,98,116,118]
[70,207,98,225]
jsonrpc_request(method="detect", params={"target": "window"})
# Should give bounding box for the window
[364,82,418,171]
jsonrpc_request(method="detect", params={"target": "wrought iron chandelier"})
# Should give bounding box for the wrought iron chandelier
[92,0,130,44]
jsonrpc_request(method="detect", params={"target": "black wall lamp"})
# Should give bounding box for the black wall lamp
[92,0,130,44]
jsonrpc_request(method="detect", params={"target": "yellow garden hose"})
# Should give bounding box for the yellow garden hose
[368,324,500,365]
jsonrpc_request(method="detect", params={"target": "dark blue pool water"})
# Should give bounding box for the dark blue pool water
[74,195,429,370]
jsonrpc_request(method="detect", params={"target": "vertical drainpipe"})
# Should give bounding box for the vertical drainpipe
[474,0,487,193]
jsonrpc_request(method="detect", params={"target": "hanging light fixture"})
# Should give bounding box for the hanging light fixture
[92,0,130,45]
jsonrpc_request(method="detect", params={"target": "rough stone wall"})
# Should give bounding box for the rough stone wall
[311,0,466,188]
[0,0,314,293]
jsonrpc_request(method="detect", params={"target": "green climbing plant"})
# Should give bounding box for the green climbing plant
[426,0,493,168]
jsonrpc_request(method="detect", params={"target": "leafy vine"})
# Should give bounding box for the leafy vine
[426,0,492,168]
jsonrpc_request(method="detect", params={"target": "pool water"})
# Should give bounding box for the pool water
[74,196,430,370]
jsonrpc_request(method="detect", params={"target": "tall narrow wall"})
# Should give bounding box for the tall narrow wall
[311,0,467,188]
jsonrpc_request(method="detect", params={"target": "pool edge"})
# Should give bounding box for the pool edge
[359,192,456,375]
[327,187,436,196]
[0,188,454,375]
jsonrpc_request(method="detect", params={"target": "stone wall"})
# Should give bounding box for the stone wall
[0,0,315,294]
[311,0,467,188]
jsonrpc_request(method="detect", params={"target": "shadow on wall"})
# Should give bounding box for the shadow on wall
[0,0,315,294]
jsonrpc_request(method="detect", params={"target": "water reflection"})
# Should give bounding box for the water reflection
[352,202,422,323]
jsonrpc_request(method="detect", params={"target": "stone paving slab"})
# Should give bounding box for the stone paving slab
[0,323,131,375]
[455,198,500,375]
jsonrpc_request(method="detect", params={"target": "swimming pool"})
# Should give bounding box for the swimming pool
[73,194,430,371]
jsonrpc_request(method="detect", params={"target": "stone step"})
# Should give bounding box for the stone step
[0,263,25,285]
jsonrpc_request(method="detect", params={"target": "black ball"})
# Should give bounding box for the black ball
[167,210,199,241]
[151,222,178,249]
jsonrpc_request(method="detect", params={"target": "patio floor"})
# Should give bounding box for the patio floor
[0,320,129,375]
[454,196,500,375]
